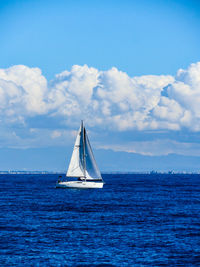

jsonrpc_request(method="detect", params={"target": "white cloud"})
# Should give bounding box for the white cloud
[92,68,174,130]
[48,64,99,119]
[0,65,48,118]
[0,61,200,150]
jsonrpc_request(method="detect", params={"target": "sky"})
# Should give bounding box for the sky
[0,0,200,172]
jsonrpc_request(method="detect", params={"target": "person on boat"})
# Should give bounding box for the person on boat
[58,176,62,183]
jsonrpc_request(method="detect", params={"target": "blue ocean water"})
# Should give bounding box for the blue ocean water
[0,173,199,266]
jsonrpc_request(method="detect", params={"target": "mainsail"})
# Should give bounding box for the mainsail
[66,122,102,180]
[66,126,84,177]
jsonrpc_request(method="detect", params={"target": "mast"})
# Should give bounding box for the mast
[82,120,86,179]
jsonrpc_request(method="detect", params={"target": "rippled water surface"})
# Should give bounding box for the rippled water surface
[0,173,200,266]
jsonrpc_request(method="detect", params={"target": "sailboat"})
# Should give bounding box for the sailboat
[56,121,104,189]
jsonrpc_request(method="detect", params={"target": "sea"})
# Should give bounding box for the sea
[0,173,199,266]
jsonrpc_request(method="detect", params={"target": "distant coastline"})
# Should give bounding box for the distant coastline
[0,171,200,175]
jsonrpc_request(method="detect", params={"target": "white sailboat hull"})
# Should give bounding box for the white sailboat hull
[56,181,104,189]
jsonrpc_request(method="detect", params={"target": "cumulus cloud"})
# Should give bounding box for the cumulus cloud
[0,65,48,120]
[48,65,99,119]
[166,62,200,131]
[46,65,175,130]
[0,61,200,136]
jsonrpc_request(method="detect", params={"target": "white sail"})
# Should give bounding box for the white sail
[66,122,102,181]
[66,127,84,177]
[84,130,102,180]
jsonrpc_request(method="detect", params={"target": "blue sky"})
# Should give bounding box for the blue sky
[0,0,200,171]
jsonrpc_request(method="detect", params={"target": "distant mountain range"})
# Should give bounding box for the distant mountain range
[0,147,200,173]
